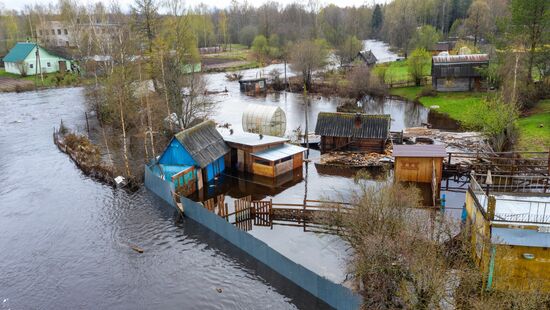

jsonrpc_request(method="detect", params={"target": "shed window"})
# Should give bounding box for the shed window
[64,29,68,35]
[29,64,34,69]
[51,29,55,35]
[47,62,51,67]
[254,158,271,166]
[57,29,61,35]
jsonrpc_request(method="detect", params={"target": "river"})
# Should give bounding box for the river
[0,40,465,309]
[0,88,331,309]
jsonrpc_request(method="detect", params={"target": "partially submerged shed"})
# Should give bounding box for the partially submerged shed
[315,112,391,153]
[429,41,456,55]
[242,104,287,137]
[157,120,230,193]
[393,144,447,206]
[223,132,306,178]
[239,77,267,93]
[431,54,489,92]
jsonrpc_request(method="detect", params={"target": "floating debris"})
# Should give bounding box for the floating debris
[131,245,144,253]
[216,288,223,293]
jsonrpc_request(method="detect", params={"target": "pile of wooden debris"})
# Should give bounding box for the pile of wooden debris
[320,150,393,167]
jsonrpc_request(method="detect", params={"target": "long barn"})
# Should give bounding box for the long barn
[431,54,489,92]
[315,112,391,153]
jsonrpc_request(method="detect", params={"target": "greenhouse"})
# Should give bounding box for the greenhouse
[242,104,287,137]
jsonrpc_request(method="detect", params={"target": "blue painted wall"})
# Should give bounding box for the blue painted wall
[159,137,226,183]
[205,156,225,182]
[159,138,197,167]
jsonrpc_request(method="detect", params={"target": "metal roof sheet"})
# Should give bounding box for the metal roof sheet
[314,112,391,139]
[222,131,288,146]
[174,120,230,168]
[3,42,36,62]
[393,144,447,157]
[251,144,307,161]
[432,54,489,64]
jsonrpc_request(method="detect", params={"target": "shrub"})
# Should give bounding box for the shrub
[419,85,437,97]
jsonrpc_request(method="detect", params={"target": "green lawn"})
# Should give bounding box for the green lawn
[375,61,431,84]
[516,100,550,152]
[389,86,486,124]
[0,68,80,88]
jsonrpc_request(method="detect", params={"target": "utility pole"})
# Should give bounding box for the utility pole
[303,84,309,159]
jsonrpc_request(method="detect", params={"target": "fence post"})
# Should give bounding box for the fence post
[487,196,496,221]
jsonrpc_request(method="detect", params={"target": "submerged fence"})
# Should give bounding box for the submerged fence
[144,164,362,309]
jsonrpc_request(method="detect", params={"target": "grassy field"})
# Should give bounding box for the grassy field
[0,68,81,88]
[375,61,431,84]
[390,86,486,124]
[516,100,550,152]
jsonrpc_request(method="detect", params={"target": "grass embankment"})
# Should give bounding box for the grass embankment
[374,61,431,84]
[390,86,485,124]
[200,44,259,71]
[391,86,550,152]
[516,99,550,152]
[0,68,81,88]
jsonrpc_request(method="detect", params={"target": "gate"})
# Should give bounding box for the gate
[253,200,272,227]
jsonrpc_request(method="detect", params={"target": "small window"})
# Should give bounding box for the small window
[64,29,68,35]
[47,62,51,67]
[57,29,61,35]
[29,64,34,69]
[51,29,55,35]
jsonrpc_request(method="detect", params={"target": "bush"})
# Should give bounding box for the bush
[419,85,437,97]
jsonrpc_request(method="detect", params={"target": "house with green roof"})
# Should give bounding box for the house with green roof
[2,42,71,76]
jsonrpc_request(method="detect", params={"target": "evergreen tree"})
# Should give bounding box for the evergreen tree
[371,4,383,37]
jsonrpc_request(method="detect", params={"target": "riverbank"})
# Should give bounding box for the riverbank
[201,44,259,72]
[0,68,83,92]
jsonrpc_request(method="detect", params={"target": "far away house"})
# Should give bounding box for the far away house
[3,42,71,76]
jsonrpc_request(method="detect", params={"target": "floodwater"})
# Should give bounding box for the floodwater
[0,88,331,309]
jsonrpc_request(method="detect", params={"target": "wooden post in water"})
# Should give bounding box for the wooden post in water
[85,112,90,135]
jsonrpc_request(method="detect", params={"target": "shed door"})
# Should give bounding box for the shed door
[58,61,67,72]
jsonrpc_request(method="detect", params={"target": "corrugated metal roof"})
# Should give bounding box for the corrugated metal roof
[432,54,489,64]
[223,131,288,146]
[251,144,307,161]
[314,112,390,139]
[175,120,230,168]
[3,42,36,62]
[393,145,447,157]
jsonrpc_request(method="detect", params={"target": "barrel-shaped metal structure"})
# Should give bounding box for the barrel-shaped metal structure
[242,104,287,137]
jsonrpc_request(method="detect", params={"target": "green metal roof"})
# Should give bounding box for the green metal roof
[3,42,36,62]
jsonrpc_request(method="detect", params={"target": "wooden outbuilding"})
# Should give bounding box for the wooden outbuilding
[429,41,456,55]
[223,132,306,178]
[393,144,446,206]
[431,54,489,92]
[315,112,391,153]
[354,50,377,66]
[239,77,267,93]
[156,120,230,193]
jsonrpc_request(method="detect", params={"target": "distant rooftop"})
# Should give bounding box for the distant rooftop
[432,54,489,64]
[222,131,288,147]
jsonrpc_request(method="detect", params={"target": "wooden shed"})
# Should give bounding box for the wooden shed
[223,132,305,178]
[431,54,489,92]
[157,120,230,192]
[354,50,377,66]
[315,112,391,153]
[393,144,446,206]
[239,77,267,93]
